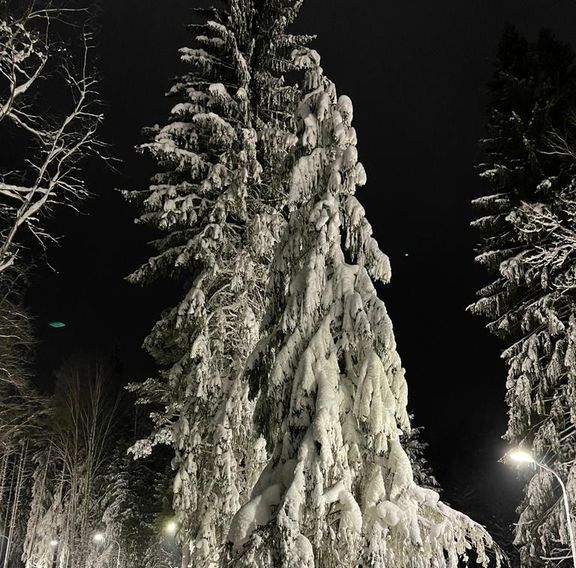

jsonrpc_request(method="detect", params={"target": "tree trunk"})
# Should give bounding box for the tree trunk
[3,443,26,568]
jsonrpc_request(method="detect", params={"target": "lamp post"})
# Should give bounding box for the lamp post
[49,539,59,568]
[0,536,7,566]
[161,519,182,567]
[93,533,120,568]
[508,449,576,567]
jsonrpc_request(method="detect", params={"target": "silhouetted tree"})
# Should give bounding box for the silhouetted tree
[471,25,576,566]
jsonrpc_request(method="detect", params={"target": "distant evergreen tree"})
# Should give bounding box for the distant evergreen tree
[471,25,576,566]
[125,1,310,565]
[97,441,177,568]
[403,417,441,493]
[227,48,501,568]
[25,383,176,568]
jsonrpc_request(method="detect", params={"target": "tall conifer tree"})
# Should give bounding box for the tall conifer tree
[471,26,576,565]
[227,48,500,568]
[126,2,310,565]
[130,3,504,566]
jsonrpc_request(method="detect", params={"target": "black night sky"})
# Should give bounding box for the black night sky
[25,0,576,538]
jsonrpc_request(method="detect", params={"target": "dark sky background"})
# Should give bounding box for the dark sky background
[25,0,576,544]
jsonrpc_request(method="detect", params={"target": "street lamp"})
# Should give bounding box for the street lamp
[163,519,178,536]
[49,539,58,568]
[0,535,9,566]
[92,533,120,568]
[508,448,576,567]
[0,536,7,564]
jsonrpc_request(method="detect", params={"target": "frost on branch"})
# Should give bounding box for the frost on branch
[229,50,501,568]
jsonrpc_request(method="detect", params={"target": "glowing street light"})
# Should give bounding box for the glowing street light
[507,448,576,567]
[508,449,535,464]
[48,538,59,568]
[92,532,120,567]
[163,519,178,536]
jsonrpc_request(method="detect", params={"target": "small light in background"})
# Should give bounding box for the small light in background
[49,321,66,328]
[93,532,105,544]
[49,540,59,548]
[164,520,178,536]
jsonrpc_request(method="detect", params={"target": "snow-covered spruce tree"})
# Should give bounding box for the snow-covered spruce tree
[470,26,576,566]
[227,49,501,568]
[125,2,311,565]
[93,402,180,568]
[404,417,440,493]
[92,445,175,568]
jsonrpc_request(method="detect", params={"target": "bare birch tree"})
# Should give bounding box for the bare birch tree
[0,0,103,272]
[0,3,103,564]
[0,265,45,567]
[0,267,44,445]
[23,357,119,568]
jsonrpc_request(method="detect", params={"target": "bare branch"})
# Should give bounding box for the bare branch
[0,3,103,272]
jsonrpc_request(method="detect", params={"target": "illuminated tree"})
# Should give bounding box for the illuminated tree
[126,2,309,564]
[228,48,501,568]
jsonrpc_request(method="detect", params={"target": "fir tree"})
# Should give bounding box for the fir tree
[125,2,310,565]
[471,26,576,566]
[227,48,501,568]
[96,442,177,568]
[403,417,441,493]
